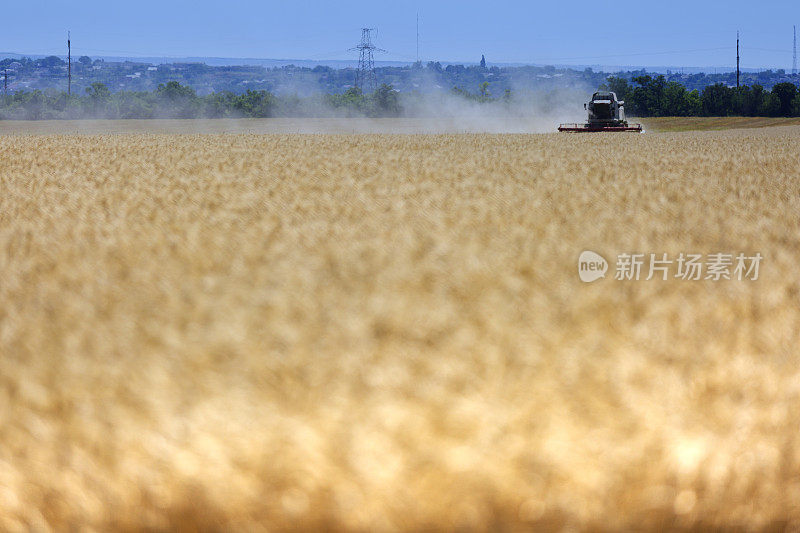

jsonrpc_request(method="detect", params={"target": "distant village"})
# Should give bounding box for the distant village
[1,55,797,97]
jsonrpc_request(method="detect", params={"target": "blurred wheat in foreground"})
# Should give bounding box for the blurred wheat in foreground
[2,127,800,531]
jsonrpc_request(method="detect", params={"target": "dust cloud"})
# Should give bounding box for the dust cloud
[0,87,593,135]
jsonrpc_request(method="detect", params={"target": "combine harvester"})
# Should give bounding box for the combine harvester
[559,91,643,132]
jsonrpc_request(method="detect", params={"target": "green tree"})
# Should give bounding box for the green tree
[426,61,443,72]
[630,75,667,116]
[686,89,702,116]
[155,81,198,118]
[606,76,632,103]
[770,82,798,117]
[326,87,366,115]
[84,83,112,117]
[748,85,767,116]
[758,92,781,116]
[701,84,734,116]
[232,90,276,118]
[730,86,761,116]
[663,81,694,116]
[156,81,196,101]
[85,82,111,100]
[39,56,65,68]
[23,90,45,120]
[792,93,800,117]
[117,91,153,119]
[203,91,236,118]
[479,81,491,101]
[373,84,399,116]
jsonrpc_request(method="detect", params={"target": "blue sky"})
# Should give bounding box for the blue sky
[2,1,798,69]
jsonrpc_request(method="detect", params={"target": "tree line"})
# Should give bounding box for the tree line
[0,77,797,119]
[607,75,800,117]
[0,81,400,120]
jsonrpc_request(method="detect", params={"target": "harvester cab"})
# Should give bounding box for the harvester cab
[559,91,642,132]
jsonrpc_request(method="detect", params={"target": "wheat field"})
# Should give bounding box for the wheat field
[1,125,800,530]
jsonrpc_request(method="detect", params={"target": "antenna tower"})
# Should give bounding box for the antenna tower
[349,28,386,93]
[793,25,797,75]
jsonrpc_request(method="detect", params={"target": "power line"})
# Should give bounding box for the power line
[528,46,732,63]
[744,47,793,54]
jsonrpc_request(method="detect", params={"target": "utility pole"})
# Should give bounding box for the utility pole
[349,28,386,93]
[793,25,797,76]
[3,69,7,101]
[67,31,72,95]
[736,31,740,88]
[416,13,419,64]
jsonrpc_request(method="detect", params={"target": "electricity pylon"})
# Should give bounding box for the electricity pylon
[349,28,386,93]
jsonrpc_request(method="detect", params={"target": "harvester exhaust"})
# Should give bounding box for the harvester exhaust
[559,91,643,132]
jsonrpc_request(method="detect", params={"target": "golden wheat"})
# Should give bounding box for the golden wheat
[1,125,800,530]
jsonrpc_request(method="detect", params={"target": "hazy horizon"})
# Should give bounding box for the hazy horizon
[0,52,792,76]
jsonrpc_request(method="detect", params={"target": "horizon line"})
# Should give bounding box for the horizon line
[1,51,797,74]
